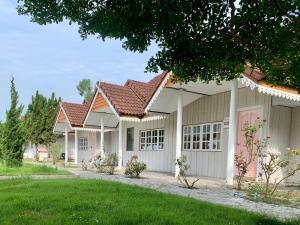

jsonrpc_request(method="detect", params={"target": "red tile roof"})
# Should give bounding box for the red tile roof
[61,101,91,127]
[99,71,169,117]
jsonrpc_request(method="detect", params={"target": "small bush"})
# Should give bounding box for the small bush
[34,153,39,162]
[81,160,88,171]
[124,155,146,178]
[103,153,118,175]
[92,154,103,172]
[92,153,118,175]
[176,155,200,189]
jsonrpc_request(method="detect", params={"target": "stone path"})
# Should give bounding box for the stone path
[64,167,300,220]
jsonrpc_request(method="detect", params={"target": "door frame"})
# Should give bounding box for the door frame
[237,105,264,180]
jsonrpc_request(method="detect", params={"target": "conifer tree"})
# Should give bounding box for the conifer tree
[2,78,25,167]
[24,91,61,152]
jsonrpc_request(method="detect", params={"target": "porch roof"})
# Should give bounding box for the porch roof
[145,69,300,114]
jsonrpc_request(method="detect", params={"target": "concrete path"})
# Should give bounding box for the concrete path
[63,167,300,220]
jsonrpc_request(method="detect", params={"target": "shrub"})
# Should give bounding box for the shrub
[124,155,146,178]
[92,154,103,172]
[103,153,118,175]
[48,143,62,165]
[176,155,200,189]
[34,153,40,162]
[92,153,118,175]
[255,149,300,199]
[81,160,88,171]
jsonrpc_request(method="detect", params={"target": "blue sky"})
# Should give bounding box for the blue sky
[0,0,159,122]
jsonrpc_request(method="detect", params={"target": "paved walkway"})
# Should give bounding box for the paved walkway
[64,167,300,220]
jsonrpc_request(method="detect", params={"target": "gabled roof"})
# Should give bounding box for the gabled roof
[98,71,169,117]
[60,99,91,127]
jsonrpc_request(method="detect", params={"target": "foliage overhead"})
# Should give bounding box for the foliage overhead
[1,78,25,167]
[17,1,300,90]
[76,79,93,100]
[24,91,61,149]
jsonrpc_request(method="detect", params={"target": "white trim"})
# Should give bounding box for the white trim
[98,86,121,120]
[73,127,101,132]
[144,72,171,113]
[240,75,300,101]
[237,105,263,112]
[83,88,99,126]
[183,122,223,152]
[139,128,165,151]
[53,105,72,133]
[120,115,167,122]
[237,105,264,182]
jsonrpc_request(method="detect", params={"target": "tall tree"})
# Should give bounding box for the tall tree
[0,122,3,160]
[17,1,300,90]
[77,79,93,100]
[24,91,61,152]
[2,78,25,167]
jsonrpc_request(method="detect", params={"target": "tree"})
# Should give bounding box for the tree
[2,78,25,167]
[17,1,300,90]
[0,122,3,160]
[48,142,63,165]
[76,79,93,100]
[24,91,61,154]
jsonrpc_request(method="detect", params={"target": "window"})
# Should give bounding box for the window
[183,123,222,151]
[79,137,88,151]
[126,127,134,151]
[140,129,164,150]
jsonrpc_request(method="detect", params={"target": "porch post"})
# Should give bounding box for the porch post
[226,79,238,184]
[100,117,104,156]
[64,127,68,163]
[118,120,123,170]
[175,89,183,177]
[74,129,78,164]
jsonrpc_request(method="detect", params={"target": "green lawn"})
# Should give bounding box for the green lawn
[0,163,70,176]
[0,179,298,225]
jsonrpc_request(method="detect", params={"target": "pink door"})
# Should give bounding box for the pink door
[236,108,261,178]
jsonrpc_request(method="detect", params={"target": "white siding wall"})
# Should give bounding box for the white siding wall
[288,106,300,183]
[103,88,271,179]
[268,105,292,182]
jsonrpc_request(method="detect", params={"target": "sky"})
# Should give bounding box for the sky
[0,0,159,122]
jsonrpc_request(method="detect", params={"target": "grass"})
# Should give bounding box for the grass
[0,162,70,176]
[0,179,299,225]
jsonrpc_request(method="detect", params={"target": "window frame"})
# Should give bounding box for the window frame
[78,137,88,151]
[126,127,135,151]
[139,128,164,151]
[183,122,223,152]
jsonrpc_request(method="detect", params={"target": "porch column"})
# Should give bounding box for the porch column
[64,127,68,163]
[175,89,183,177]
[226,79,238,184]
[118,121,123,170]
[100,117,104,156]
[74,129,78,164]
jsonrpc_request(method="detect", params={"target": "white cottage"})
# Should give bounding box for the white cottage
[55,70,300,184]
